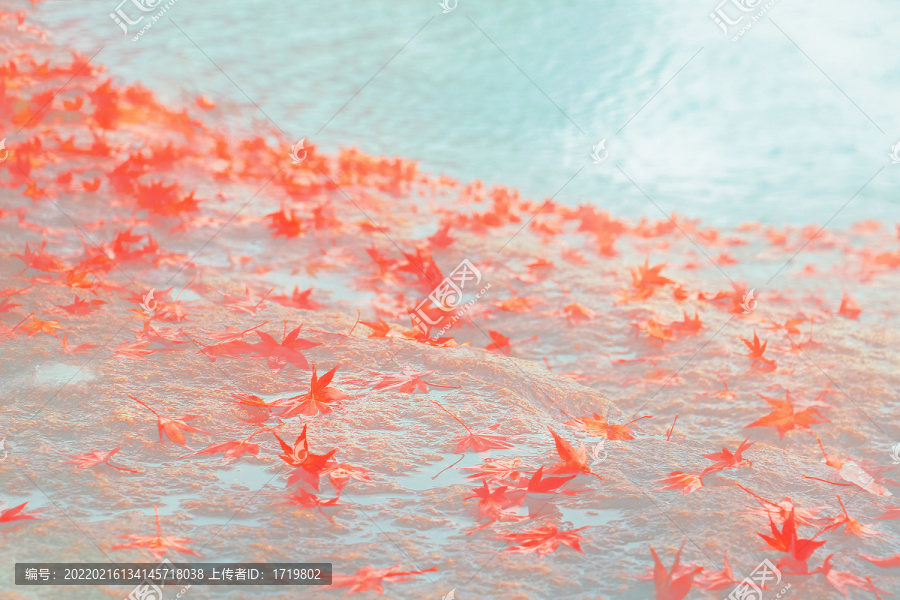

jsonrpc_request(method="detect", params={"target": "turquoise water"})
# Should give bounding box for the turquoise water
[33,0,900,227]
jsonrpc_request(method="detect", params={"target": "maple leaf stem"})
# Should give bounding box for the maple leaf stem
[173,276,196,303]
[422,380,461,390]
[347,308,360,336]
[11,312,35,332]
[431,400,472,433]
[733,481,780,507]
[665,414,679,441]
[836,494,850,518]
[802,475,854,487]
[128,394,160,418]
[432,454,465,480]
[242,320,269,336]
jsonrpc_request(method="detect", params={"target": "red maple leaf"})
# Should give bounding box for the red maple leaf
[344,365,458,394]
[464,480,525,528]
[60,446,139,473]
[745,390,828,439]
[0,502,40,524]
[817,554,887,599]
[322,462,374,493]
[128,394,209,446]
[740,330,776,370]
[699,438,754,476]
[497,521,589,557]
[545,427,602,479]
[859,553,900,568]
[277,426,339,490]
[433,400,515,454]
[757,509,826,574]
[562,412,651,440]
[649,541,703,600]
[280,488,340,522]
[331,564,437,595]
[275,364,351,417]
[270,286,323,310]
[693,551,737,590]
[111,506,199,561]
[824,494,882,538]
[180,426,277,464]
[56,295,106,316]
[21,316,64,338]
[657,471,704,495]
[250,321,321,372]
[462,457,529,484]
[632,259,676,289]
[266,206,305,238]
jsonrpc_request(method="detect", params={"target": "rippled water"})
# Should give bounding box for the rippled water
[34,0,900,227]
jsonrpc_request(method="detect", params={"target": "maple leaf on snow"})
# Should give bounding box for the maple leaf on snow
[497,521,590,558]
[331,563,437,595]
[745,390,828,439]
[60,445,139,473]
[112,506,199,561]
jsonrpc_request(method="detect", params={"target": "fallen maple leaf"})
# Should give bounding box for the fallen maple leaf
[331,564,437,595]
[657,471,704,494]
[699,438,754,476]
[111,506,199,561]
[128,394,209,446]
[60,446,139,473]
[545,427,602,479]
[433,401,515,454]
[745,390,828,439]
[497,521,589,557]
[275,364,351,417]
[562,411,651,440]
[649,541,703,600]
[0,502,39,524]
[740,330,776,370]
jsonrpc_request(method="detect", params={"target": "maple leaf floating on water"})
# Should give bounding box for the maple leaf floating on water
[656,471,704,495]
[818,554,888,599]
[497,521,590,558]
[112,506,199,561]
[60,445,139,473]
[330,563,437,595]
[180,424,281,464]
